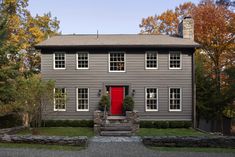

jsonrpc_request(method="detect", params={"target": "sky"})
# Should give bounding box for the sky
[28,0,199,34]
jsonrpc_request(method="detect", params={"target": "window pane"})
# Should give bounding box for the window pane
[54,53,65,68]
[109,53,125,71]
[146,88,158,111]
[146,52,157,68]
[54,88,66,110]
[170,52,181,68]
[169,88,181,110]
[77,53,89,68]
[77,88,89,110]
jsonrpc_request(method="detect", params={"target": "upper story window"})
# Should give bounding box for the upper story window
[145,88,158,111]
[54,53,66,69]
[77,52,89,69]
[169,88,182,111]
[77,88,89,111]
[169,52,181,69]
[54,88,66,111]
[145,51,158,69]
[109,52,125,72]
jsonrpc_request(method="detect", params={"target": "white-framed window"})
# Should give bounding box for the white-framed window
[77,88,89,111]
[54,88,66,111]
[109,52,126,72]
[145,88,158,111]
[77,52,89,69]
[169,52,181,69]
[169,88,182,111]
[145,51,158,69]
[53,52,66,69]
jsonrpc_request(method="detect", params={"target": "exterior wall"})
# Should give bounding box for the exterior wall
[41,48,193,121]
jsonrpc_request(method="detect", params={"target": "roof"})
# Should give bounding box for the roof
[35,34,200,49]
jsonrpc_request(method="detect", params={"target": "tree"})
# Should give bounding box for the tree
[139,2,195,35]
[1,75,55,128]
[0,0,60,73]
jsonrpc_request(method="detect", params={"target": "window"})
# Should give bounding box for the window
[54,53,65,69]
[77,52,89,69]
[109,52,125,72]
[54,88,66,111]
[145,88,158,111]
[77,88,89,111]
[169,88,182,111]
[145,51,158,69]
[169,52,181,69]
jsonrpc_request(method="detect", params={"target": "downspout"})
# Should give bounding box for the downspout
[192,49,196,128]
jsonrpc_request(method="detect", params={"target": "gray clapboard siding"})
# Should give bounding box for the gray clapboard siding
[41,48,193,121]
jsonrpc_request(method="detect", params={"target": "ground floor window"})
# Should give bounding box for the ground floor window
[169,88,181,111]
[77,88,89,111]
[54,88,66,111]
[145,88,158,111]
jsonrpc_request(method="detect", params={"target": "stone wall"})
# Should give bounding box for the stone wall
[126,110,140,133]
[0,134,88,147]
[142,136,235,148]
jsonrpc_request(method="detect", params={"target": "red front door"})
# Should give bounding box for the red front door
[111,87,124,115]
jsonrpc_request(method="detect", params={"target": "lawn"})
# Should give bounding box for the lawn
[149,146,235,153]
[0,142,84,151]
[17,127,94,137]
[137,128,206,137]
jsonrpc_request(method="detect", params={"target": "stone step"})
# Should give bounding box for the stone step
[103,123,132,127]
[100,126,132,131]
[107,116,126,120]
[100,131,132,136]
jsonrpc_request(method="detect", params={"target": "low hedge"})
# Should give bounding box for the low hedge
[41,120,94,127]
[0,114,22,129]
[140,121,192,128]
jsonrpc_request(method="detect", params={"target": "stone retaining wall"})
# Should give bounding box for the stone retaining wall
[142,136,235,148]
[0,134,88,147]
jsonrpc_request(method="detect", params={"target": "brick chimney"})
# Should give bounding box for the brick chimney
[178,16,194,40]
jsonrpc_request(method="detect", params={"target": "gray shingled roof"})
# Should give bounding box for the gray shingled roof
[35,34,199,48]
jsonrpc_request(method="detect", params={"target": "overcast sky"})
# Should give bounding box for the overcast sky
[28,0,199,34]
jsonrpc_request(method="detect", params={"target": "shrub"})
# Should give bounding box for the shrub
[140,121,192,128]
[42,120,93,127]
[123,96,134,112]
[0,114,22,128]
[98,94,110,111]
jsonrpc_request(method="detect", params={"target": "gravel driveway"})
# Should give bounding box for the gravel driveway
[0,136,234,157]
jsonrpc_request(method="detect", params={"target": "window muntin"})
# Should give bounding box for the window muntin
[146,88,158,111]
[77,88,89,111]
[169,52,181,69]
[77,52,89,69]
[54,88,66,111]
[169,88,182,111]
[146,52,158,69]
[109,52,125,72]
[54,53,65,69]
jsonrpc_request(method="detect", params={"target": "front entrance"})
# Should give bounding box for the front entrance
[110,87,124,115]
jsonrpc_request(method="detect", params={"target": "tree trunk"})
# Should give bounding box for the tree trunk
[22,112,30,128]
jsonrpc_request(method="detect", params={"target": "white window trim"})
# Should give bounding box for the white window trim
[76,52,89,69]
[53,52,66,70]
[76,88,89,111]
[108,52,126,72]
[169,87,182,112]
[145,88,158,111]
[145,51,158,70]
[168,51,182,70]
[53,88,66,111]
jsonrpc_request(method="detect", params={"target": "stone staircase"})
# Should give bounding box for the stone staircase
[100,116,133,136]
[94,111,140,136]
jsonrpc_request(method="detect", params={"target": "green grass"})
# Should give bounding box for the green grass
[17,127,94,137]
[0,142,84,151]
[137,128,206,137]
[149,146,235,153]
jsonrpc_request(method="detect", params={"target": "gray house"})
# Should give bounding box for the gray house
[36,17,199,125]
